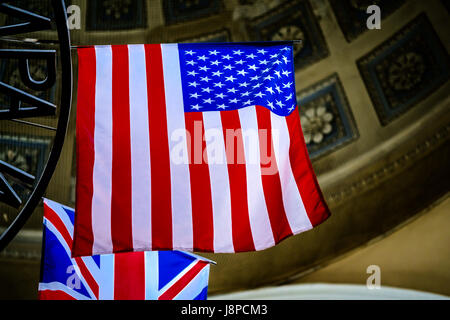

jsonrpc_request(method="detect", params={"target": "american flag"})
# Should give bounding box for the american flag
[39,199,212,300]
[73,42,330,257]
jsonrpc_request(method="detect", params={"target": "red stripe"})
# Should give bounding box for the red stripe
[220,110,255,252]
[185,112,214,252]
[73,47,96,257]
[44,203,73,249]
[286,107,331,227]
[38,290,78,300]
[110,45,133,252]
[44,204,100,298]
[73,257,99,299]
[158,261,208,300]
[255,106,293,243]
[114,251,146,300]
[144,44,173,249]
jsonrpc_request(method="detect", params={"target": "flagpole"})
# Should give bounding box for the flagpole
[1,37,303,50]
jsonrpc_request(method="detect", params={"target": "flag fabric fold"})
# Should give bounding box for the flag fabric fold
[39,198,212,300]
[73,42,330,257]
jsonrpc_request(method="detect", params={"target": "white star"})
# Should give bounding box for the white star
[252,83,262,89]
[225,75,236,82]
[259,59,269,65]
[203,98,214,104]
[188,81,199,87]
[266,87,274,94]
[185,50,196,55]
[281,47,290,51]
[254,92,265,98]
[262,68,270,73]
[215,93,227,99]
[243,99,253,105]
[250,75,260,81]
[199,65,210,72]
[191,104,202,110]
[214,82,225,88]
[217,104,229,109]
[235,59,245,65]
[224,64,234,70]
[282,70,292,77]
[270,53,278,59]
[212,70,223,77]
[282,56,290,64]
[273,60,282,65]
[200,76,211,82]
[241,91,250,97]
[275,85,282,93]
[227,87,238,93]
[201,87,213,93]
[190,92,201,99]
[267,101,275,110]
[274,70,281,79]
[197,55,208,61]
[187,70,198,76]
[246,53,256,59]
[229,98,239,104]
[222,54,232,60]
[248,64,259,71]
[186,60,197,66]
[257,49,268,55]
[233,50,243,55]
[285,93,293,101]
[264,75,274,81]
[237,69,248,76]
[209,50,219,55]
[276,100,285,108]
[282,81,293,88]
[239,82,249,87]
[210,60,222,66]
[288,105,295,112]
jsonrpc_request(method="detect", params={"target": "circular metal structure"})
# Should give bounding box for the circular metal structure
[0,0,72,251]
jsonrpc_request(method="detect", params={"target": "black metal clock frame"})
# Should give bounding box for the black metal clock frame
[0,0,72,251]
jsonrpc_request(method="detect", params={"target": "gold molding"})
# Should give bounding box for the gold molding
[325,123,450,207]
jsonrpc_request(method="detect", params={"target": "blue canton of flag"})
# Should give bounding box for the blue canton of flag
[178,42,297,116]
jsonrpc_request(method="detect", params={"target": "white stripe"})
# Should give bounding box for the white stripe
[128,44,152,250]
[158,259,198,296]
[238,107,275,250]
[39,282,91,300]
[145,251,159,300]
[172,264,210,300]
[270,113,313,232]
[161,43,193,250]
[43,199,74,237]
[98,254,115,300]
[91,45,113,255]
[80,255,101,285]
[202,112,234,252]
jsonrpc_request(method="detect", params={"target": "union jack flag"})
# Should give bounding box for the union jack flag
[38,198,212,300]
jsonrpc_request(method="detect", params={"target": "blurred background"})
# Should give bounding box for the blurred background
[0,0,449,299]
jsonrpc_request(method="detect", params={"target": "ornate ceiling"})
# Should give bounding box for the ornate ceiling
[0,0,449,298]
